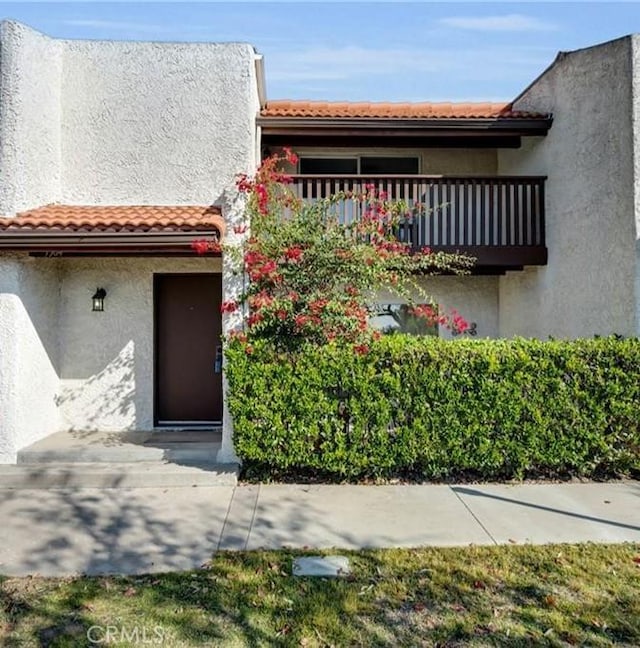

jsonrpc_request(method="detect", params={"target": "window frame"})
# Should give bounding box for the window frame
[298,154,421,175]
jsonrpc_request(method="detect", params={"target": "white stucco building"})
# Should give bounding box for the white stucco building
[0,21,639,465]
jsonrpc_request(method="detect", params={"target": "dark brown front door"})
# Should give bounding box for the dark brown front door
[155,274,222,424]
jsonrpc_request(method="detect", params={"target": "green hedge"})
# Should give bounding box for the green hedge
[225,336,640,481]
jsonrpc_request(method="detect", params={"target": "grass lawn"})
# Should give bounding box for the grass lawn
[1,543,638,647]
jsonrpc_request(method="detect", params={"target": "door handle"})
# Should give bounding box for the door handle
[214,345,223,373]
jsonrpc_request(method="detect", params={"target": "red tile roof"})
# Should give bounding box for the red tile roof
[261,100,544,119]
[0,205,225,234]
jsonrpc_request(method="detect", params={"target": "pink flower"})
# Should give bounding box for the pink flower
[233,224,248,234]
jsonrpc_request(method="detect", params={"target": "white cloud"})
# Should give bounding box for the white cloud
[438,14,558,32]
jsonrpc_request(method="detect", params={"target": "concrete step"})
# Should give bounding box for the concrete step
[0,461,238,489]
[18,441,221,465]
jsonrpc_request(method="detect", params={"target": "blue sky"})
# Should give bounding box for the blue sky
[2,2,640,102]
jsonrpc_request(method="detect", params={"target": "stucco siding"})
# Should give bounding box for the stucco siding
[0,21,260,212]
[498,37,637,338]
[0,22,261,463]
[0,21,62,215]
[60,40,258,205]
[56,257,222,432]
[632,35,640,335]
[0,256,61,462]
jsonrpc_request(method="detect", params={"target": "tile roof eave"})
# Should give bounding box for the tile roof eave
[0,204,225,235]
[0,229,222,253]
[259,100,551,121]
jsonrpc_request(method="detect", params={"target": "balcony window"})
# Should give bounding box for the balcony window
[360,157,419,175]
[299,158,358,175]
[299,156,419,175]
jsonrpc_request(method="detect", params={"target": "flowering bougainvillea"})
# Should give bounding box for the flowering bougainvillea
[194,150,474,352]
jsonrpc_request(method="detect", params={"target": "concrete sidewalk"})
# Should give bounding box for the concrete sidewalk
[0,481,638,577]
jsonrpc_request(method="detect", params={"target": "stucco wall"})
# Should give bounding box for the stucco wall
[0,21,260,214]
[377,276,499,339]
[60,40,258,205]
[632,35,640,335]
[498,37,638,338]
[0,22,62,214]
[0,22,261,462]
[56,257,222,432]
[0,256,61,462]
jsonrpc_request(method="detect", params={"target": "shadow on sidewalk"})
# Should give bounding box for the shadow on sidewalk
[452,485,640,533]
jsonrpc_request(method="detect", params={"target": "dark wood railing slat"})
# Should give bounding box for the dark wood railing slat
[289,175,546,259]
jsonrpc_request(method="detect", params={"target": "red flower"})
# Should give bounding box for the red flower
[354,344,369,355]
[220,300,238,314]
[228,330,247,343]
[247,312,264,327]
[191,240,210,255]
[248,291,274,310]
[233,224,248,234]
[283,147,299,165]
[284,246,303,263]
[244,250,268,271]
[261,260,278,275]
[452,311,469,333]
[236,173,252,193]
[256,184,269,214]
[309,298,328,314]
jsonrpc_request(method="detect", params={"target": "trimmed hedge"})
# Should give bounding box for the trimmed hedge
[225,336,640,481]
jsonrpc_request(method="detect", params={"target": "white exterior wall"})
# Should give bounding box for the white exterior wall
[0,22,62,214]
[57,258,222,432]
[60,40,258,205]
[0,256,60,462]
[377,276,499,339]
[0,20,260,212]
[0,22,260,462]
[632,36,640,335]
[498,37,638,338]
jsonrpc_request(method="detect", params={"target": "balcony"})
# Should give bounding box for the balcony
[290,175,547,270]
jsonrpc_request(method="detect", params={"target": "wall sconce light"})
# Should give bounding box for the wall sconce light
[92,288,107,312]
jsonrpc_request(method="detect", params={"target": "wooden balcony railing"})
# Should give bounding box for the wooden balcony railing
[290,175,547,268]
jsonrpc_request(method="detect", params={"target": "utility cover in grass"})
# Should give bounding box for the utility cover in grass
[293,556,351,577]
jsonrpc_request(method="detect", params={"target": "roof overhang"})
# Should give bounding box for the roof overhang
[259,116,553,149]
[0,204,224,256]
[0,231,221,256]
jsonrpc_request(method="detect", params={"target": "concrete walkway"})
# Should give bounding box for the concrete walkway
[0,481,638,577]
